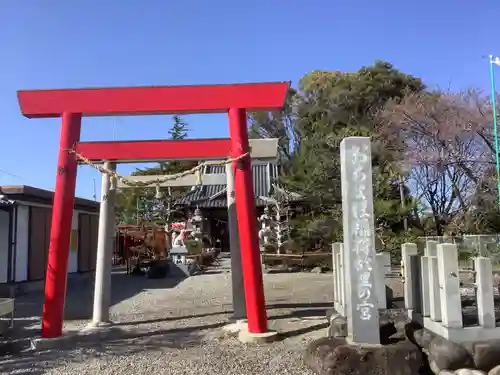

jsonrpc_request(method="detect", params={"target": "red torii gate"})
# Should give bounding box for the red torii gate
[17,82,289,339]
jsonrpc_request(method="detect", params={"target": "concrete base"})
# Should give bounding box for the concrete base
[410,310,500,344]
[82,321,114,332]
[30,323,119,351]
[30,333,78,350]
[237,328,279,344]
[86,321,113,328]
[223,319,248,334]
[345,336,383,347]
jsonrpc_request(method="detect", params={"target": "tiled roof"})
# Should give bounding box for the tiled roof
[175,164,278,208]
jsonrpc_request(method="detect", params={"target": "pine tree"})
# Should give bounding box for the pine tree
[116,115,196,225]
[168,116,188,140]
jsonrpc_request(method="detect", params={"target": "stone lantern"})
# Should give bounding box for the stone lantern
[189,207,204,241]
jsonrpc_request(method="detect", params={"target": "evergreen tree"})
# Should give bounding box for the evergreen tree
[116,115,196,225]
[168,116,188,140]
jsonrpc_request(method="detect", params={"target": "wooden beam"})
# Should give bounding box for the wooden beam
[248,138,279,160]
[74,138,279,163]
[18,82,290,118]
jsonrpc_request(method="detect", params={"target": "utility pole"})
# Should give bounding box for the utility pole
[489,55,500,207]
[92,178,97,201]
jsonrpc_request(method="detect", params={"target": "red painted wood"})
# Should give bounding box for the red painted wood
[228,108,268,333]
[23,80,287,339]
[74,138,233,162]
[17,82,289,118]
[41,112,81,338]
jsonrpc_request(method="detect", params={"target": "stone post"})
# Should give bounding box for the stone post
[332,243,340,307]
[420,256,431,317]
[91,162,116,326]
[425,240,438,257]
[437,244,462,328]
[378,252,391,276]
[402,243,418,310]
[408,255,422,313]
[375,254,387,309]
[338,247,345,315]
[475,257,495,328]
[332,242,345,314]
[226,163,247,320]
[340,137,379,345]
[428,256,441,321]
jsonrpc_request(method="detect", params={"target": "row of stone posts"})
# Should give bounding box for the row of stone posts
[402,240,500,342]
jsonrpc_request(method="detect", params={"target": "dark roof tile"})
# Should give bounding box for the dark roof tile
[175,164,276,208]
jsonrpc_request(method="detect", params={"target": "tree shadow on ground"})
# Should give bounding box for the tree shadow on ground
[6,276,333,344]
[269,308,327,319]
[266,302,332,309]
[0,321,226,375]
[6,269,189,340]
[277,321,329,340]
[14,269,188,318]
[202,270,225,275]
[1,301,333,373]
[106,302,333,328]
[268,306,330,340]
[113,310,228,326]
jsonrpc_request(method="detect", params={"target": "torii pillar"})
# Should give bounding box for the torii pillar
[17,82,289,338]
[116,138,280,321]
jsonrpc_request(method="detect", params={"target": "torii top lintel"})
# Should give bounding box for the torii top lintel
[17,81,290,118]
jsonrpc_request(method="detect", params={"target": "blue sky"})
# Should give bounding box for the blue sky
[0,0,497,200]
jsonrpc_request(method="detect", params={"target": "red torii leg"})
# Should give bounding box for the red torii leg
[228,108,268,333]
[42,112,82,338]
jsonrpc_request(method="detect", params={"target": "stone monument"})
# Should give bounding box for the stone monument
[305,137,424,375]
[340,136,380,345]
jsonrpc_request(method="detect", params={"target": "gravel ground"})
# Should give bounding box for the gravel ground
[0,260,333,375]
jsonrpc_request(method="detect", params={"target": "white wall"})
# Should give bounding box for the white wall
[9,203,93,283]
[14,205,29,282]
[0,210,10,283]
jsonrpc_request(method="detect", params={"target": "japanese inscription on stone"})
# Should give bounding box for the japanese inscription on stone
[340,136,380,344]
[351,145,374,321]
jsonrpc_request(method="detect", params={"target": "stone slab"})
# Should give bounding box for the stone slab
[340,137,380,345]
[222,319,248,334]
[84,321,114,330]
[30,332,78,350]
[29,326,124,351]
